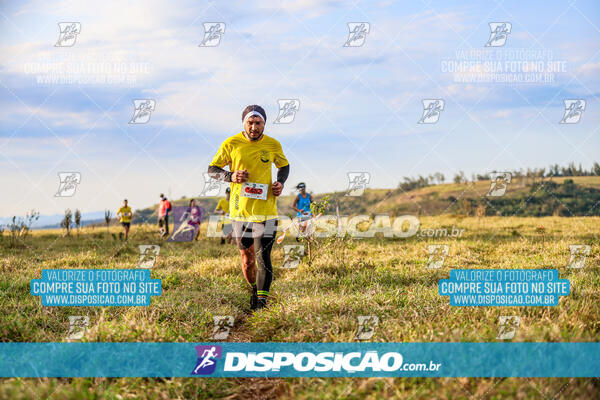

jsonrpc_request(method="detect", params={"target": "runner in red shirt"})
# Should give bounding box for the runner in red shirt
[158,194,172,237]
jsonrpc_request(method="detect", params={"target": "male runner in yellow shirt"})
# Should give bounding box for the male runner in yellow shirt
[116,199,133,240]
[208,105,290,310]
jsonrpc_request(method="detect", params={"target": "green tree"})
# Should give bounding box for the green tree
[74,209,82,236]
[61,209,73,236]
[104,209,112,233]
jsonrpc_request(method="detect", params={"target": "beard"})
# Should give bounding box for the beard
[245,129,263,141]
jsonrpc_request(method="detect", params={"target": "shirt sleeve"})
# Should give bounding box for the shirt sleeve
[210,141,231,168]
[273,140,289,168]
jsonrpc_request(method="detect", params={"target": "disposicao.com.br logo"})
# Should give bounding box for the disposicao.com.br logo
[191,346,441,376]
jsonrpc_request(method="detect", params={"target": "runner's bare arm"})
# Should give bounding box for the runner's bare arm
[208,165,249,183]
[207,165,233,182]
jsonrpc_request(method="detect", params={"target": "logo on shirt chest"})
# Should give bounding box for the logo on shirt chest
[259,150,270,163]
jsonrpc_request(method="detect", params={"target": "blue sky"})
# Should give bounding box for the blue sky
[1,0,599,218]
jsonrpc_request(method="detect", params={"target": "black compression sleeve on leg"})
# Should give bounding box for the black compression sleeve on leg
[255,220,278,295]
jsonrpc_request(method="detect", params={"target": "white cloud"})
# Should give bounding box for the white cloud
[0,102,109,130]
[445,84,489,100]
[576,61,600,76]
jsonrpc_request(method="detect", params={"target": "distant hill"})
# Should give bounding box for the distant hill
[131,176,600,220]
[0,211,107,230]
[36,218,106,230]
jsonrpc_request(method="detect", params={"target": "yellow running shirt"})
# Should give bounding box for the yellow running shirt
[216,198,231,224]
[117,206,132,223]
[210,132,289,222]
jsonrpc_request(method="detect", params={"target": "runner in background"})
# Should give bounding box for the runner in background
[214,188,232,245]
[116,199,133,240]
[188,199,204,241]
[292,182,312,239]
[158,194,172,237]
[169,198,204,241]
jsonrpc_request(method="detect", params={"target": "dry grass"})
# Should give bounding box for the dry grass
[0,216,599,399]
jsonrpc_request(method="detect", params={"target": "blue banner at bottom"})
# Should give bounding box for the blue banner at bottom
[0,343,598,377]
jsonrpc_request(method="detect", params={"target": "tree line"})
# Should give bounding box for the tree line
[398,162,600,190]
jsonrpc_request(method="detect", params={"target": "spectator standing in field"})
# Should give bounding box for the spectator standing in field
[158,194,172,237]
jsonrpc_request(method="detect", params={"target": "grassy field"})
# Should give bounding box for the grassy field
[0,215,599,399]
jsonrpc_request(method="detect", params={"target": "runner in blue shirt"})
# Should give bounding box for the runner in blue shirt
[292,182,312,239]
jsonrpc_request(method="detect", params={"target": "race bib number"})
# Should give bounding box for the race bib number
[241,182,268,200]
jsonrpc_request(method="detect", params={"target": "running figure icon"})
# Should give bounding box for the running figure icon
[192,346,219,375]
